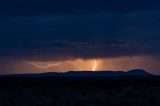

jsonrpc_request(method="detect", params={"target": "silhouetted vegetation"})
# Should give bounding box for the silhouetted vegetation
[0,75,160,106]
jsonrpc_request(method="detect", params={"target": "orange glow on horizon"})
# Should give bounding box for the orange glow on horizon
[7,56,160,75]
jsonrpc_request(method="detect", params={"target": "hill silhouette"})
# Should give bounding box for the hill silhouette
[0,69,155,88]
[2,69,152,78]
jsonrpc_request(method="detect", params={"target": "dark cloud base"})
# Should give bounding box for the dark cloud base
[1,0,160,16]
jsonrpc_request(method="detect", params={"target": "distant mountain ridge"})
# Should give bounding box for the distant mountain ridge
[2,69,152,77]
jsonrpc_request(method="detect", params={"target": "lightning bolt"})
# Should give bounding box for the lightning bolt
[92,59,97,71]
[26,62,61,69]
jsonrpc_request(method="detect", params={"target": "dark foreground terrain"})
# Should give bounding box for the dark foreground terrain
[0,70,160,106]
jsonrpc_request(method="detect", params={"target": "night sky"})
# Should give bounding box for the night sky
[1,0,160,74]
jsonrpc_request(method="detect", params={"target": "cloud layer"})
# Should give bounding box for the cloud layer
[1,0,160,16]
[1,11,160,61]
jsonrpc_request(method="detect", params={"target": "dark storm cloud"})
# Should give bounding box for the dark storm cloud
[1,0,160,61]
[0,0,160,16]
